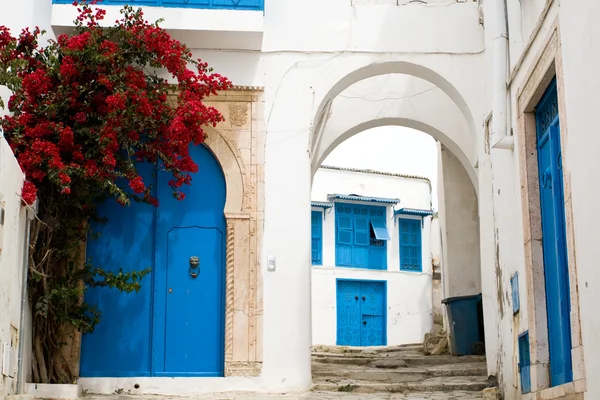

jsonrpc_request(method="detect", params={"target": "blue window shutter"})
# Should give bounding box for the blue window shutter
[399,219,422,271]
[519,332,531,393]
[511,272,520,314]
[337,215,353,245]
[354,217,370,246]
[311,211,323,265]
[370,218,391,241]
[336,214,353,266]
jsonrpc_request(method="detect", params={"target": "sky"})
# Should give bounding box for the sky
[322,126,439,210]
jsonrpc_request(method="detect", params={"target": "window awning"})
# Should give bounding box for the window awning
[371,218,391,241]
[394,208,434,217]
[311,201,333,209]
[327,194,400,205]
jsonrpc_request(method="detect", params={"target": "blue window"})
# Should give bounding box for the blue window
[311,211,323,265]
[399,218,422,271]
[511,272,520,314]
[52,0,264,11]
[335,203,389,270]
[518,332,531,393]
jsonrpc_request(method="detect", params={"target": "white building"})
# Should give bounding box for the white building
[0,0,599,399]
[310,165,435,347]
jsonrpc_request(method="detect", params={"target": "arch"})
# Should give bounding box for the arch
[310,61,479,172]
[313,118,478,196]
[203,125,248,215]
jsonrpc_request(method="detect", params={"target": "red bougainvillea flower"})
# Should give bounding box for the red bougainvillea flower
[0,0,231,208]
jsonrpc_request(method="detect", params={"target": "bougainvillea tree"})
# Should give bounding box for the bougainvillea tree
[0,1,231,383]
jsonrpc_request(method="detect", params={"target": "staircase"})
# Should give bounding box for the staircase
[311,344,488,398]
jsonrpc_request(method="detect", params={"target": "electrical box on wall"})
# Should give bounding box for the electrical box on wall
[1,341,14,378]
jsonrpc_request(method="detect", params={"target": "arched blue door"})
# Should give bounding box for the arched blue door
[81,144,226,377]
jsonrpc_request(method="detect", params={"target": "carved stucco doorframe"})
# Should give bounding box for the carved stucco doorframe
[203,109,262,377]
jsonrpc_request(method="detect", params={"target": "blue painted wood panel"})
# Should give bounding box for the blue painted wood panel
[511,272,520,314]
[81,162,156,377]
[535,78,572,386]
[336,280,386,346]
[335,203,388,270]
[311,211,323,265]
[519,332,531,393]
[336,280,361,346]
[82,144,226,377]
[399,218,422,271]
[52,0,264,11]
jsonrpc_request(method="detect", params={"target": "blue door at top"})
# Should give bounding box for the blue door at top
[336,280,386,346]
[81,144,226,377]
[535,78,572,386]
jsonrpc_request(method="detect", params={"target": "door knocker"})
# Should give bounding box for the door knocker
[189,256,200,278]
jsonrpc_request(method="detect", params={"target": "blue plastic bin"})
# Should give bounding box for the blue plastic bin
[442,293,484,356]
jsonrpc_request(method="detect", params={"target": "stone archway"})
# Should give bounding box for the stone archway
[310,61,481,170]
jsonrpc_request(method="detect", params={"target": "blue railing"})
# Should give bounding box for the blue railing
[53,0,264,11]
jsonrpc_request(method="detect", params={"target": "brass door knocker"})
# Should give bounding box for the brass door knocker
[189,256,200,278]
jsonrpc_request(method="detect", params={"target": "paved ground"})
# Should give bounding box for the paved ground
[82,391,483,400]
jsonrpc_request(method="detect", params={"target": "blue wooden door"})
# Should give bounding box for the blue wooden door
[535,78,572,386]
[360,281,385,346]
[336,280,386,346]
[81,163,156,377]
[336,280,361,346]
[81,144,226,377]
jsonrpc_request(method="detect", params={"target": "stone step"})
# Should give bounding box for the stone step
[311,353,486,368]
[312,362,487,381]
[312,375,488,393]
[312,344,423,355]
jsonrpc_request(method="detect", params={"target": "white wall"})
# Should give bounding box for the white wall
[437,145,481,298]
[310,167,433,346]
[0,138,29,399]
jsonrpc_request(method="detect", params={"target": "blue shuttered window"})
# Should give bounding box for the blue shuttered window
[518,332,531,393]
[335,203,389,270]
[399,218,422,272]
[311,211,323,265]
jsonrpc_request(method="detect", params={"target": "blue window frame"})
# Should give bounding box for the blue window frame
[52,0,264,11]
[399,218,422,271]
[311,211,323,265]
[335,203,389,270]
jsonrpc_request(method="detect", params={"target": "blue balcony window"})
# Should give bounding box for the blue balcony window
[52,0,264,11]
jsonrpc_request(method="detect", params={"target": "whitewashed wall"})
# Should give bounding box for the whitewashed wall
[311,167,433,346]
[0,138,30,400]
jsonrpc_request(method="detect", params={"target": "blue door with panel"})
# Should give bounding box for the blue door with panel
[535,78,572,386]
[81,144,226,377]
[336,280,386,346]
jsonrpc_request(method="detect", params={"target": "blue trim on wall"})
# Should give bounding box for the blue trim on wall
[335,278,387,347]
[398,218,422,272]
[328,194,400,205]
[52,0,264,11]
